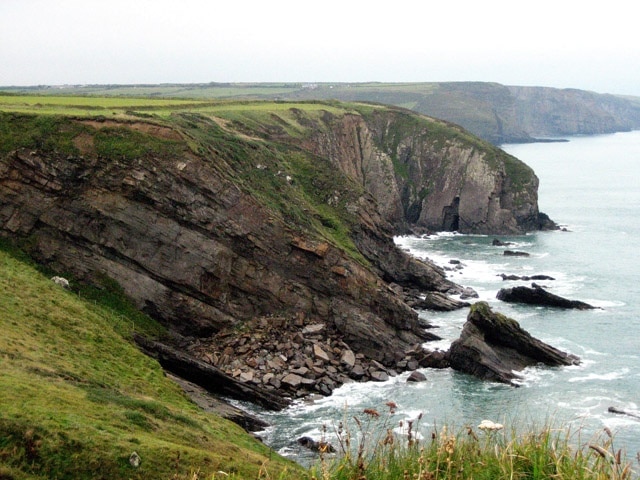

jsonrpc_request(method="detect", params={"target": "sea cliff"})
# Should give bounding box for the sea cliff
[0,100,551,400]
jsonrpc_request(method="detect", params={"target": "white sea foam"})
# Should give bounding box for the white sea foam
[568,368,629,383]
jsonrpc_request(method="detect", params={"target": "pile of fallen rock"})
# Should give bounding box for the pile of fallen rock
[188,315,429,399]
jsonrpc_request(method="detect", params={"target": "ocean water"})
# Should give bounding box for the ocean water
[249,131,640,463]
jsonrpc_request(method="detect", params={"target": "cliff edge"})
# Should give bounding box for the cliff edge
[0,101,551,400]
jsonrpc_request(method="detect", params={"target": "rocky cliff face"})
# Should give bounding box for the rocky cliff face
[0,111,457,367]
[416,83,640,143]
[300,107,551,234]
[0,105,550,395]
[274,82,640,144]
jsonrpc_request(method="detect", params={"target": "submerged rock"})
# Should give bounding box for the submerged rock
[498,273,555,281]
[448,302,580,385]
[496,283,596,309]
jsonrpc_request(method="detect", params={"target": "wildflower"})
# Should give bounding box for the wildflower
[386,401,398,413]
[477,420,504,431]
[363,408,380,418]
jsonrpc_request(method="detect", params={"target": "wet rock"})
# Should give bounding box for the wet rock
[503,250,530,257]
[415,349,449,369]
[409,291,469,312]
[370,371,389,382]
[492,239,513,247]
[448,302,580,385]
[499,273,556,281]
[406,371,427,382]
[459,287,479,300]
[496,283,597,309]
[297,436,336,453]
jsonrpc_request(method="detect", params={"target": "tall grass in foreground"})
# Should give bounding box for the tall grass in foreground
[309,403,638,480]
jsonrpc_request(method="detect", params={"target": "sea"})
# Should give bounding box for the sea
[244,131,640,464]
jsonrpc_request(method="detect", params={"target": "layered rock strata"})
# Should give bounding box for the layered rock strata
[0,106,554,405]
[448,302,580,385]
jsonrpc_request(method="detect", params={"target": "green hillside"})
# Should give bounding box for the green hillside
[0,241,301,479]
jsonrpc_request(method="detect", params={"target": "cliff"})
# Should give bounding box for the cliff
[417,83,640,143]
[0,100,549,399]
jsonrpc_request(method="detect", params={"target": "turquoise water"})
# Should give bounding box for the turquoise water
[250,131,640,462]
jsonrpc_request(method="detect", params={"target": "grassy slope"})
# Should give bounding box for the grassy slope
[0,243,302,479]
[1,94,637,479]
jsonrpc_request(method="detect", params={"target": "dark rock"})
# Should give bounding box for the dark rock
[499,273,556,281]
[349,364,366,379]
[415,349,450,369]
[492,239,513,246]
[504,250,530,257]
[406,370,427,382]
[496,283,597,309]
[448,302,580,385]
[459,287,479,300]
[134,335,290,410]
[168,373,270,432]
[608,406,640,420]
[297,436,336,453]
[370,371,389,382]
[409,291,469,312]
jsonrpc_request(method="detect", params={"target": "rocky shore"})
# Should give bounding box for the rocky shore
[186,314,436,400]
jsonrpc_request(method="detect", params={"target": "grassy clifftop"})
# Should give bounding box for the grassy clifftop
[0,242,301,479]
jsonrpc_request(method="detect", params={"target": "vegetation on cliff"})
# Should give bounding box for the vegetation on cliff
[0,95,635,478]
[0,240,301,479]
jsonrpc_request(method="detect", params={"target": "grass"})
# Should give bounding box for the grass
[0,242,302,479]
[309,403,638,480]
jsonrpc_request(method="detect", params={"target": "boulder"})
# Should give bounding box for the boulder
[406,371,427,382]
[503,250,530,257]
[281,373,304,388]
[370,371,389,382]
[496,283,596,309]
[340,349,356,369]
[349,364,366,379]
[448,302,580,385]
[313,344,331,362]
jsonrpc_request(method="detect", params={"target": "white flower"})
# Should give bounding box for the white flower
[478,420,504,431]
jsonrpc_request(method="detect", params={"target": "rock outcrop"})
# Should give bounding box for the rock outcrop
[303,108,553,234]
[448,302,580,385]
[496,283,597,309]
[0,105,556,403]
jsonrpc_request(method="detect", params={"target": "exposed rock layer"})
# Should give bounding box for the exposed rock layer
[0,107,554,402]
[448,302,580,385]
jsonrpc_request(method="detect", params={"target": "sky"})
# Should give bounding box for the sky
[1,0,639,96]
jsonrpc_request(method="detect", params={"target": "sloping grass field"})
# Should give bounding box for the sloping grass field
[0,242,301,479]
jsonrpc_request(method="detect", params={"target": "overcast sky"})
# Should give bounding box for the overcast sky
[1,0,639,95]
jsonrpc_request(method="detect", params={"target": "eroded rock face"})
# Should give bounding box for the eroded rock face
[0,113,456,369]
[448,302,580,385]
[304,110,553,235]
